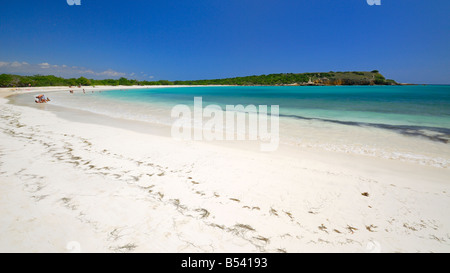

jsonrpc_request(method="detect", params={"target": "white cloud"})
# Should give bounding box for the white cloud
[78,69,95,74]
[10,61,23,67]
[39,62,51,69]
[0,60,147,79]
[98,69,126,77]
[0,61,29,68]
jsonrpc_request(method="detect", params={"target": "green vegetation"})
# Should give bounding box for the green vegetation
[0,71,398,87]
[374,74,386,85]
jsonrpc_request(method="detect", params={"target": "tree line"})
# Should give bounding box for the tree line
[0,71,397,87]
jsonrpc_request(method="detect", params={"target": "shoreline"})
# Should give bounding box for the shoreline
[7,86,450,168]
[0,85,212,98]
[0,86,450,252]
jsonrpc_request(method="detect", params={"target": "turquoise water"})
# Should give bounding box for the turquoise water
[12,84,449,166]
[96,85,450,132]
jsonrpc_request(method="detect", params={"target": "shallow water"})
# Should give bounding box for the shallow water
[10,85,450,167]
[99,85,450,128]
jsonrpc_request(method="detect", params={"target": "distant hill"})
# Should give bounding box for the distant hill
[173,71,398,86]
[0,71,398,87]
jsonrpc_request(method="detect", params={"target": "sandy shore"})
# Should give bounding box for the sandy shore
[1,85,193,98]
[0,86,449,253]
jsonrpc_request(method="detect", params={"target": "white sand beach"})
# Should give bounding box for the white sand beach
[0,86,449,253]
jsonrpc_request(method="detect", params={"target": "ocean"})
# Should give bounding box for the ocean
[11,85,450,167]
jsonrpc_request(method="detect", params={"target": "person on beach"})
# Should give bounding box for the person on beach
[35,95,50,103]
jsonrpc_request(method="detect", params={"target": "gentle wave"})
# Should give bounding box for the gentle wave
[279,113,450,143]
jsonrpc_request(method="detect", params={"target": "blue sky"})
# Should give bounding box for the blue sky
[0,0,449,83]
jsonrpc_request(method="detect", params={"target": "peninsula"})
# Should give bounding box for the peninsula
[0,71,398,87]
